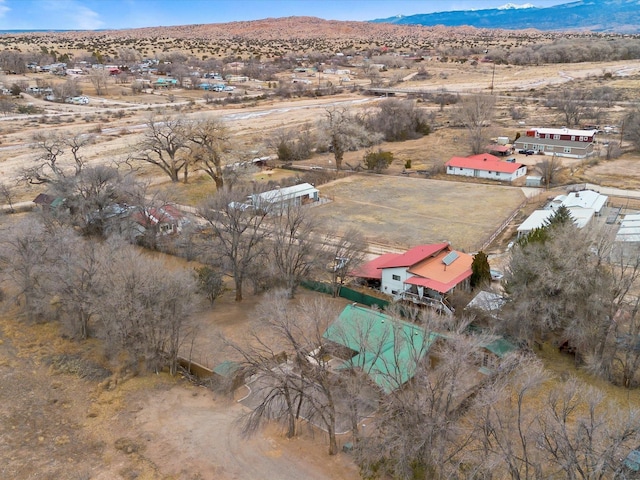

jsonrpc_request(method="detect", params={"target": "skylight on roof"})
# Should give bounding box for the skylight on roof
[442,251,459,266]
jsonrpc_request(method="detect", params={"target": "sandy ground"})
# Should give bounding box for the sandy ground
[133,384,359,480]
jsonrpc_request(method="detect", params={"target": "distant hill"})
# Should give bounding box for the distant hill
[371,1,640,33]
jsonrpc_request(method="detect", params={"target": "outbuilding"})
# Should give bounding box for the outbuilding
[250,183,319,211]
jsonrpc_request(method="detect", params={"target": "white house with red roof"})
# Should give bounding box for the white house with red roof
[131,204,187,236]
[445,154,526,182]
[353,243,473,314]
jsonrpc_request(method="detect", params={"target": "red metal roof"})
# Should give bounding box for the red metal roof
[351,253,400,279]
[405,269,472,294]
[405,248,473,293]
[486,144,511,153]
[379,243,450,269]
[446,154,524,174]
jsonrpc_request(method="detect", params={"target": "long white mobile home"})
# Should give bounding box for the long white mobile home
[250,183,319,211]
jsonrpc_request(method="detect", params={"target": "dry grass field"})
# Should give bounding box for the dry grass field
[314,175,526,251]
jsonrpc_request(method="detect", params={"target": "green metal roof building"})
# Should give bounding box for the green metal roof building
[323,304,439,394]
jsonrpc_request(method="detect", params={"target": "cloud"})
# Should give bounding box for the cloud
[71,4,104,30]
[41,0,105,30]
[0,0,10,18]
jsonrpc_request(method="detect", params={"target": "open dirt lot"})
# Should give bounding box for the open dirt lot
[0,288,359,480]
[313,175,527,251]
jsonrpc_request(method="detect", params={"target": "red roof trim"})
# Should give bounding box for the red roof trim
[446,154,524,174]
[351,253,399,279]
[379,243,450,269]
[405,270,472,294]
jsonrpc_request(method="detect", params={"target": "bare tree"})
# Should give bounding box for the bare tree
[365,98,431,142]
[356,325,496,479]
[0,181,16,213]
[52,77,81,101]
[0,218,50,323]
[61,164,135,237]
[623,109,640,152]
[317,107,381,170]
[535,154,563,189]
[226,290,306,439]
[89,68,110,96]
[455,94,496,155]
[97,242,195,374]
[468,355,549,480]
[132,113,191,183]
[0,98,15,116]
[268,123,315,162]
[21,132,95,185]
[188,117,230,190]
[228,292,345,454]
[46,227,103,339]
[270,202,322,297]
[198,188,271,301]
[323,226,367,297]
[548,88,587,127]
[116,47,141,67]
[603,140,622,160]
[536,378,640,479]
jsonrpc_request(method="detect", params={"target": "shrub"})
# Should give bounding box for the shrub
[364,149,394,173]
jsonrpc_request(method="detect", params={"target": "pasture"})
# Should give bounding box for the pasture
[314,174,527,252]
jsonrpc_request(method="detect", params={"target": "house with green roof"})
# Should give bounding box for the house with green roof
[322,304,441,394]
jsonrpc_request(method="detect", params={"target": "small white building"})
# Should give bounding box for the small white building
[250,183,319,211]
[517,190,608,237]
[446,154,527,182]
[616,213,640,243]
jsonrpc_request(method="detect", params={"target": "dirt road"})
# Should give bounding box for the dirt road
[134,384,359,480]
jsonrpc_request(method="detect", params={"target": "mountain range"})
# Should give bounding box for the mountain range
[371,1,640,33]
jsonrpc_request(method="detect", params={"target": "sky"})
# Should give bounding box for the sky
[0,0,571,30]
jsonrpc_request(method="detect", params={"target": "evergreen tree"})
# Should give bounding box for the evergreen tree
[471,250,492,288]
[518,205,574,247]
[545,204,573,228]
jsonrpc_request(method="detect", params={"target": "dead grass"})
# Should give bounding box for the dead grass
[314,174,526,251]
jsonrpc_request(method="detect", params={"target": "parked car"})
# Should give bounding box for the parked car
[518,149,535,156]
[490,269,504,281]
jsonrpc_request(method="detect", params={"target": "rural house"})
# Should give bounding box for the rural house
[445,154,526,182]
[353,243,473,314]
[517,189,608,237]
[513,127,598,159]
[321,304,441,394]
[130,204,187,236]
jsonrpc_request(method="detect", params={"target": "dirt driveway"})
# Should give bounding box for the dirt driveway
[133,383,359,480]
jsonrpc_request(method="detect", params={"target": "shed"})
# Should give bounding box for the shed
[466,290,506,317]
[212,360,244,391]
[250,183,319,210]
[478,337,517,374]
[486,144,511,156]
[525,176,543,187]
